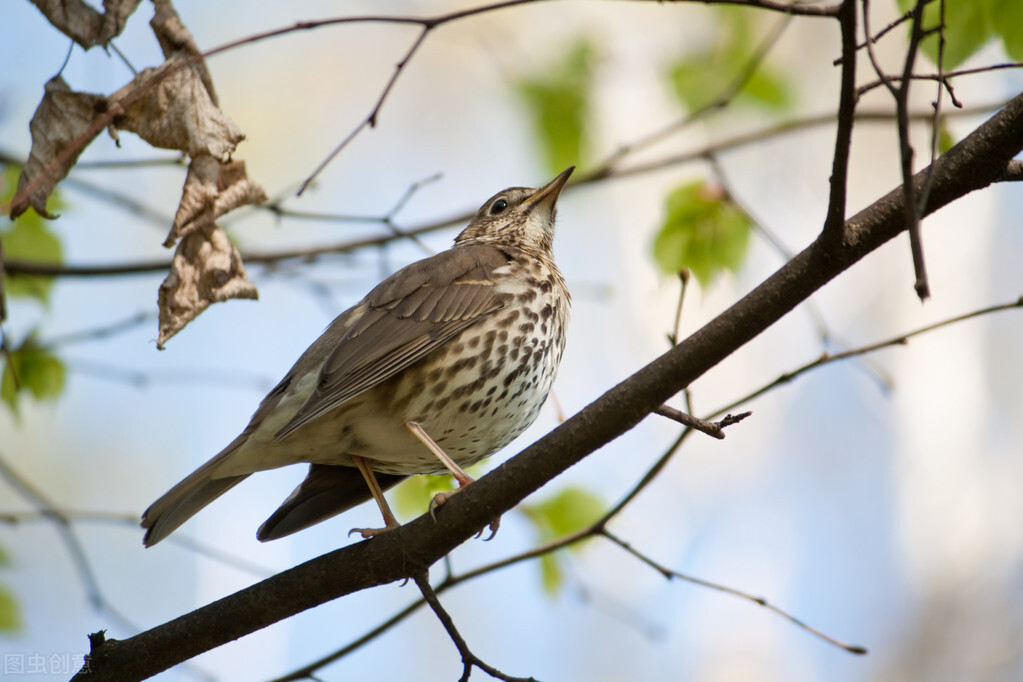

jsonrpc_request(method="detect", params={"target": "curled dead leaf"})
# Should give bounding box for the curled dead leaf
[30,0,142,49]
[10,76,107,219]
[157,224,258,349]
[150,0,217,103]
[110,55,244,160]
[166,156,267,247]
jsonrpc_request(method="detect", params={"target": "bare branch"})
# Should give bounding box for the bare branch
[668,269,690,346]
[414,572,536,682]
[899,0,932,300]
[594,11,795,175]
[709,296,1023,418]
[821,0,857,243]
[652,405,751,439]
[858,61,1023,96]
[693,0,841,16]
[296,27,430,196]
[0,509,276,578]
[43,312,154,347]
[0,451,138,633]
[602,530,868,654]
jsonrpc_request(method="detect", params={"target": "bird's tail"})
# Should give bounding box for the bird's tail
[141,442,249,547]
[256,464,406,542]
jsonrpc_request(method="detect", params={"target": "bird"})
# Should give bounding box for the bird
[141,167,574,546]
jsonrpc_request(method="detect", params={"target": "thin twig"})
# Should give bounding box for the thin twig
[861,0,929,298]
[917,0,948,219]
[0,451,138,632]
[267,599,430,682]
[43,312,154,347]
[594,11,795,175]
[63,357,274,391]
[858,61,1023,96]
[668,268,690,346]
[821,0,857,243]
[652,405,751,439]
[708,296,1023,418]
[413,571,537,682]
[899,0,931,300]
[844,2,917,56]
[0,509,276,578]
[602,530,868,654]
[297,27,430,196]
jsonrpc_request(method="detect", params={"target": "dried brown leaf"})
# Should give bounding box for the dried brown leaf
[157,224,258,349]
[11,77,107,219]
[30,0,142,48]
[110,54,243,160]
[149,0,217,103]
[166,155,267,247]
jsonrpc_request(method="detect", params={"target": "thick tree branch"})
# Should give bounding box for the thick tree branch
[70,89,1023,682]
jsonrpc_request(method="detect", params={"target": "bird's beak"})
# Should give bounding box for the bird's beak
[523,166,574,210]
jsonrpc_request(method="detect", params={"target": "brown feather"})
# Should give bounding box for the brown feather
[274,245,512,440]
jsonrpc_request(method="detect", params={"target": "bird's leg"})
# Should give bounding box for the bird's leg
[349,455,401,538]
[404,421,474,486]
[404,420,500,538]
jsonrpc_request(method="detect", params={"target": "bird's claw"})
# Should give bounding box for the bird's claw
[429,489,501,539]
[478,515,501,541]
[348,523,399,539]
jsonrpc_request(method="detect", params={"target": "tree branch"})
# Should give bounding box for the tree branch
[822,0,857,243]
[602,530,867,654]
[414,572,536,682]
[69,89,1023,682]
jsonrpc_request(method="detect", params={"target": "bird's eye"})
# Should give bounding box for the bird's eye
[489,198,509,215]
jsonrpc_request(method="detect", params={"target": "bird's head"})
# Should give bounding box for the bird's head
[455,166,574,254]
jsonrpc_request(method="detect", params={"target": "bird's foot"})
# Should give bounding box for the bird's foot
[348,521,401,539]
[429,488,501,540]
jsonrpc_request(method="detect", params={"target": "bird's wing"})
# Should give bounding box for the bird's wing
[274,244,512,440]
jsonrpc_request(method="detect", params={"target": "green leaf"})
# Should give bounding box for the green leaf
[991,0,1023,59]
[652,180,753,287]
[0,584,19,632]
[897,0,992,69]
[1,219,63,303]
[667,8,792,114]
[937,121,957,154]
[740,68,792,111]
[0,544,17,633]
[391,473,457,520]
[516,39,595,174]
[522,486,604,540]
[538,553,563,594]
[1,335,67,416]
[2,165,65,305]
[668,57,723,112]
[520,487,604,595]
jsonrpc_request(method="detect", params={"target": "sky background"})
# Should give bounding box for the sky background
[1,1,1022,681]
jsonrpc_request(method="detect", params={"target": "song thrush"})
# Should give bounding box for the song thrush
[141,167,573,546]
